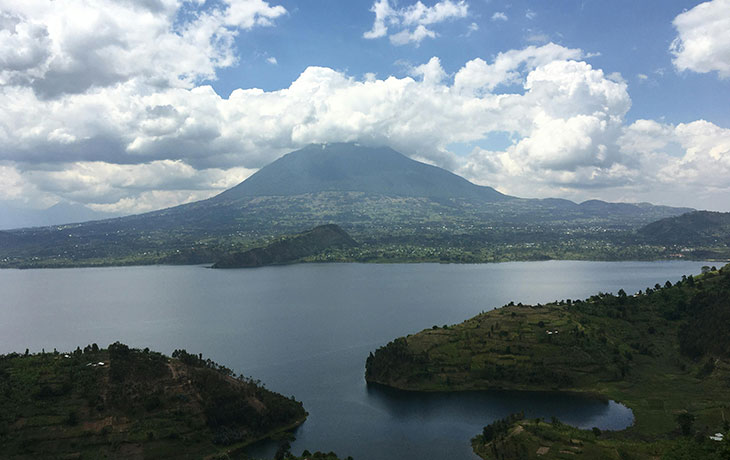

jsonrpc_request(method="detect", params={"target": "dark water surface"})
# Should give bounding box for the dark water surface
[0,261,711,459]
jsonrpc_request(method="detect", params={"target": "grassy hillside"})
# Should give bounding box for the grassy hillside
[639,211,730,258]
[0,343,306,459]
[366,264,730,459]
[470,414,730,460]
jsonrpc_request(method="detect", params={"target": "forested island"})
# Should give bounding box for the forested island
[366,264,730,459]
[0,343,349,459]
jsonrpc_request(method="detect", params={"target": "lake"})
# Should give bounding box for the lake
[0,260,713,459]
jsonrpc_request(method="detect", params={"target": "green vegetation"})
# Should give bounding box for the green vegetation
[366,265,730,459]
[257,443,353,460]
[640,211,730,246]
[470,415,730,460]
[0,343,306,459]
[213,224,357,268]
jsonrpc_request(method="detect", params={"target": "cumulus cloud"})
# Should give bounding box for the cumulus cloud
[0,0,287,97]
[453,43,585,94]
[0,41,642,212]
[363,0,469,45]
[409,57,448,85]
[2,4,730,215]
[5,160,255,212]
[670,0,730,79]
[491,12,508,22]
[459,117,730,209]
[613,119,730,207]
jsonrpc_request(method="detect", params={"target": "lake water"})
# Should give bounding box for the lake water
[0,260,713,459]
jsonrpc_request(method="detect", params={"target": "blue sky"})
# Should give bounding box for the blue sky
[0,0,729,224]
[214,0,729,126]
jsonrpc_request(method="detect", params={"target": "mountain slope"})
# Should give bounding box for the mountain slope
[639,210,730,245]
[0,143,695,267]
[215,143,508,202]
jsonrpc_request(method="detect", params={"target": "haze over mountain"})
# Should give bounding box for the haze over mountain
[0,202,120,230]
[0,143,696,267]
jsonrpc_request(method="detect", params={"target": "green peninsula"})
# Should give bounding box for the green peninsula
[0,343,306,459]
[366,265,730,459]
[212,224,357,268]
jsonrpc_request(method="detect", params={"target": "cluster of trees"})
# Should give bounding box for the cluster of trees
[171,348,236,377]
[365,337,428,384]
[479,412,525,443]
[108,341,168,384]
[170,348,306,446]
[676,269,730,359]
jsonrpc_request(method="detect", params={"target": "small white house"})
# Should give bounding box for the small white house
[709,433,724,442]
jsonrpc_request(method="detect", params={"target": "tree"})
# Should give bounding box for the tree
[676,412,695,436]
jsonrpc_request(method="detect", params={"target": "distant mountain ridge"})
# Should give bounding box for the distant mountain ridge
[215,143,507,201]
[0,143,699,267]
[640,211,730,245]
[0,202,120,230]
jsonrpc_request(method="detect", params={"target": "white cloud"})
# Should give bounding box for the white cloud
[0,42,640,212]
[6,160,255,212]
[267,56,278,65]
[410,57,447,85]
[637,73,648,81]
[453,43,585,94]
[491,12,508,21]
[362,0,395,39]
[525,9,536,20]
[612,119,730,208]
[670,0,730,79]
[363,0,468,45]
[0,0,287,97]
[525,32,550,44]
[2,10,730,215]
[400,0,469,25]
[390,24,437,45]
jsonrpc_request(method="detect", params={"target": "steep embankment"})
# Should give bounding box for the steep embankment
[0,343,306,459]
[366,265,730,458]
[213,224,358,268]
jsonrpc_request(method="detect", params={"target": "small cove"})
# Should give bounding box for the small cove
[0,260,712,459]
